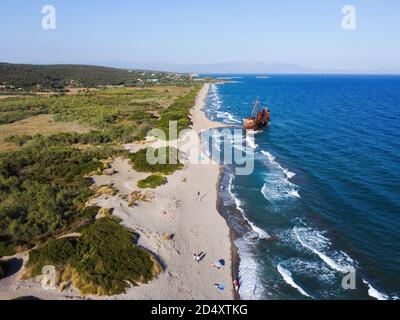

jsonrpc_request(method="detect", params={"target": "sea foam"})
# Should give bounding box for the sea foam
[228,174,269,240]
[235,238,265,299]
[259,150,300,202]
[260,150,296,179]
[216,111,241,124]
[245,131,258,150]
[277,263,312,298]
[362,279,390,300]
[293,226,355,274]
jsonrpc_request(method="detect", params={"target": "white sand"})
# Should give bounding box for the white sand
[0,83,234,300]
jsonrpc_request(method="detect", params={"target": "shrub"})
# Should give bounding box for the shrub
[0,142,116,248]
[97,207,113,217]
[26,238,80,276]
[129,147,183,175]
[137,175,167,189]
[26,218,160,296]
[0,241,17,257]
[128,191,154,207]
[4,135,33,146]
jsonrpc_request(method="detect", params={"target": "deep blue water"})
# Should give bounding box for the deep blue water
[202,75,400,300]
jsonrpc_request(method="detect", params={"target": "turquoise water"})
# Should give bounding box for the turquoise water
[202,75,400,300]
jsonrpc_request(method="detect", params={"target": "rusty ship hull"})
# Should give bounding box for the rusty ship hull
[243,98,270,130]
[243,117,269,130]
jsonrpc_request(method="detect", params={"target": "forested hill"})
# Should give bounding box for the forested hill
[0,63,185,90]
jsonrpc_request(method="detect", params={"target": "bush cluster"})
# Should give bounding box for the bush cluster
[26,218,159,295]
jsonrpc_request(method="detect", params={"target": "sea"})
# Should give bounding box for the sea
[200,74,400,300]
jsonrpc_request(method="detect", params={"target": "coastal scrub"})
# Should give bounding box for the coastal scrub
[129,147,183,175]
[137,174,167,189]
[25,217,161,296]
[156,84,202,139]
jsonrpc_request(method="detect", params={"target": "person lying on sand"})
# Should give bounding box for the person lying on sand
[214,283,225,291]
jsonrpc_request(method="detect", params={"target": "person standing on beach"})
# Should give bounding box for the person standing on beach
[193,253,197,262]
[233,279,240,292]
[196,254,201,263]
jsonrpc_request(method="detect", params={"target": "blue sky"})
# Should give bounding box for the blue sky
[0,0,399,71]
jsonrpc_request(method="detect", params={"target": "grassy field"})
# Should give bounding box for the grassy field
[0,114,91,151]
[0,85,196,144]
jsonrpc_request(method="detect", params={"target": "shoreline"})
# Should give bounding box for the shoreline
[216,167,241,301]
[202,86,241,300]
[190,82,236,299]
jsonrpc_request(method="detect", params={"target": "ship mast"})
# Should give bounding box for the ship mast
[251,97,260,118]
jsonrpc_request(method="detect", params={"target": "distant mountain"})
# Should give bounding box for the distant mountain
[100,60,400,75]
[167,61,318,74]
[100,61,317,74]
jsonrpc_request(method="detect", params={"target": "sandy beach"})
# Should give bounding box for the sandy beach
[0,83,234,300]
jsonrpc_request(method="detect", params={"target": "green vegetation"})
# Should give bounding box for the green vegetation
[4,134,33,146]
[157,84,202,139]
[0,241,16,257]
[0,137,116,251]
[0,84,197,256]
[0,85,199,143]
[0,68,201,295]
[0,63,190,91]
[26,217,160,295]
[137,175,167,189]
[129,147,183,175]
[0,103,48,124]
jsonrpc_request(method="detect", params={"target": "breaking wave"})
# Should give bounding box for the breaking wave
[228,174,269,240]
[259,150,299,201]
[293,226,355,274]
[235,238,265,299]
[260,150,296,179]
[362,279,390,300]
[245,131,258,150]
[216,111,241,124]
[277,263,312,298]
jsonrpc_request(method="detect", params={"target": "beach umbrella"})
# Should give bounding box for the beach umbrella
[214,260,224,268]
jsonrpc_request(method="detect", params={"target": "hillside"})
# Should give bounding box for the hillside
[0,63,186,90]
